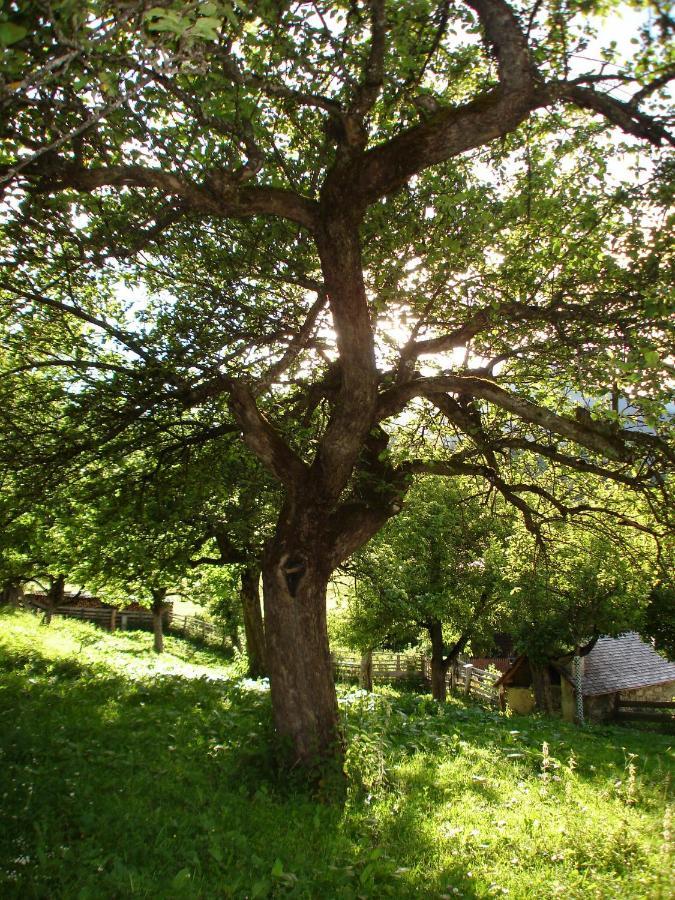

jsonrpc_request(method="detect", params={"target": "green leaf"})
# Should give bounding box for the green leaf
[190,16,222,41]
[271,858,284,877]
[0,22,28,46]
[643,350,660,368]
[143,7,170,21]
[250,879,271,898]
[145,10,191,35]
[222,4,240,29]
[171,868,192,888]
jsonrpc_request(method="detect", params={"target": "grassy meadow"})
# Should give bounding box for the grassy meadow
[0,608,672,899]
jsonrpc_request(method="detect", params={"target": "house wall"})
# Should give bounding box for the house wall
[585,681,675,723]
[561,680,576,723]
[505,687,536,715]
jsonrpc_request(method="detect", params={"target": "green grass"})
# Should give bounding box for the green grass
[0,609,673,899]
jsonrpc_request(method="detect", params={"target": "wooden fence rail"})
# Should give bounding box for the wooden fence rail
[25,600,499,702]
[26,600,231,650]
[615,697,675,724]
[332,652,500,705]
[332,652,426,683]
[168,614,231,649]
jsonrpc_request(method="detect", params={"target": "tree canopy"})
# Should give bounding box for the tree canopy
[1,0,673,771]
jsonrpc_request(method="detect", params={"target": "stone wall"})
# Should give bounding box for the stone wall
[585,693,616,722]
[621,681,675,703]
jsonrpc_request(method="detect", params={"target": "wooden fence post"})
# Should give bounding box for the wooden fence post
[110,609,117,633]
[463,664,473,696]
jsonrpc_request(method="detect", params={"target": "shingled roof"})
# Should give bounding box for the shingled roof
[582,633,675,697]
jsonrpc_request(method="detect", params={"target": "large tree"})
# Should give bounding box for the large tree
[0,0,673,770]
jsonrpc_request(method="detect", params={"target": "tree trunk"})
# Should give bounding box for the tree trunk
[1,580,23,607]
[262,531,342,772]
[531,662,554,715]
[151,589,167,654]
[429,619,448,702]
[240,565,267,678]
[44,573,65,626]
[229,622,243,652]
[152,608,164,653]
[359,649,373,692]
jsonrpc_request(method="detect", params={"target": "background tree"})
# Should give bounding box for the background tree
[71,458,204,652]
[339,478,512,699]
[502,518,656,711]
[644,584,675,660]
[1,0,673,770]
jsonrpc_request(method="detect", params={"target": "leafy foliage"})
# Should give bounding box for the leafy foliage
[0,0,673,765]
[337,477,511,654]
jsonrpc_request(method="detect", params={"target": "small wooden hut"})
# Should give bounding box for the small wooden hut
[495,633,675,723]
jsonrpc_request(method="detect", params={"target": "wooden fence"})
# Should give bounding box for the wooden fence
[615,697,675,725]
[25,598,498,702]
[26,599,231,650]
[332,651,500,705]
[26,600,157,630]
[332,651,426,683]
[168,614,231,649]
[460,663,500,706]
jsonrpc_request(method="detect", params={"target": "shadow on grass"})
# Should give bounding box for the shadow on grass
[0,639,461,899]
[0,620,671,900]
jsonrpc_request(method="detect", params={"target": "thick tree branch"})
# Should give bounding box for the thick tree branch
[7,160,319,230]
[463,0,535,93]
[538,82,674,146]
[312,219,379,499]
[352,0,536,201]
[379,373,671,463]
[227,381,308,488]
[350,0,387,118]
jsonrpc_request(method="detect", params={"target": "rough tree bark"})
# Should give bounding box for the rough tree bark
[43,573,65,626]
[429,619,449,702]
[261,502,343,770]
[151,588,167,654]
[360,649,374,692]
[240,564,267,678]
[427,617,478,702]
